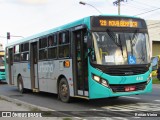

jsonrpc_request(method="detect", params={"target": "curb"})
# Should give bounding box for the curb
[0,95,54,111]
[153,84,160,88]
[0,95,78,118]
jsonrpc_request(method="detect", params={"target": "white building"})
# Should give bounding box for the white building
[147,20,160,57]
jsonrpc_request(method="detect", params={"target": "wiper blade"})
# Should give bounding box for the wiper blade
[129,30,138,46]
[106,29,124,56]
[132,30,138,40]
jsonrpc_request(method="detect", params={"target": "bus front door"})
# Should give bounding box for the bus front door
[30,42,39,92]
[73,29,88,97]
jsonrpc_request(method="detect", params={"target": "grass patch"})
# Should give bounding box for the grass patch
[0,97,11,102]
[63,118,72,120]
[29,107,41,111]
[16,103,22,106]
[0,97,3,100]
[42,111,52,117]
[152,78,160,84]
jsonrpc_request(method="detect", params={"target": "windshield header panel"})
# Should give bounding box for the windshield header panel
[91,16,147,31]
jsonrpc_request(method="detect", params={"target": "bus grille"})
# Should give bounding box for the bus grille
[104,67,148,76]
[91,64,150,76]
[110,81,147,92]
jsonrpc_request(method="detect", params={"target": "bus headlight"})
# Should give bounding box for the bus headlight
[101,79,109,87]
[92,74,109,87]
[93,75,100,82]
[147,73,152,84]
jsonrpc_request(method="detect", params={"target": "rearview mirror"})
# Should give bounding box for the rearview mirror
[151,56,159,71]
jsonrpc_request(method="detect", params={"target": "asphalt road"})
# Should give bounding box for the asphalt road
[0,82,160,119]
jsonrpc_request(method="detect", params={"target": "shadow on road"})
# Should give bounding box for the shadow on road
[0,84,145,111]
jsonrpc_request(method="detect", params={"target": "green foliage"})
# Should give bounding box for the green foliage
[152,78,160,84]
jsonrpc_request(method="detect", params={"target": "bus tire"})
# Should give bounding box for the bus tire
[58,78,70,103]
[17,76,25,93]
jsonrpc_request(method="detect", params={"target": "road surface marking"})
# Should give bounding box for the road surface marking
[102,103,160,111]
[112,117,129,120]
[154,100,160,102]
[121,96,141,99]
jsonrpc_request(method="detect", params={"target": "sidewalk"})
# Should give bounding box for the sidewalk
[0,95,68,120]
[0,97,29,111]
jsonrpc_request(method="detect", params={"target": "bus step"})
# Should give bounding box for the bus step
[32,88,39,92]
[73,96,89,100]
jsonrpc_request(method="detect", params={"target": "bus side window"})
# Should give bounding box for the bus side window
[59,31,69,45]
[39,37,47,60]
[21,43,29,61]
[48,35,54,47]
[58,31,70,58]
[64,45,69,57]
[59,45,69,58]
[13,45,21,62]
[48,47,57,59]
[48,34,57,59]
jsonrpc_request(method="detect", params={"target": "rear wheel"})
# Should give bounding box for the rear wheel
[17,76,25,93]
[58,78,70,103]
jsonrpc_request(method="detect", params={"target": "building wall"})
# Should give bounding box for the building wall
[146,20,160,57]
[152,41,160,56]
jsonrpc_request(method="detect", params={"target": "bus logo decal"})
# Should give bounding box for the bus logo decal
[119,77,126,84]
[38,62,55,73]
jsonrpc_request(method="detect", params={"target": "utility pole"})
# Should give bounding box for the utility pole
[113,0,128,15]
[118,0,121,15]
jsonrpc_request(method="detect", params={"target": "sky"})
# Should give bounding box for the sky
[0,0,160,47]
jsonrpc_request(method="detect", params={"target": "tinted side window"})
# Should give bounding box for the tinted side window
[39,37,47,48]
[48,47,57,59]
[58,31,70,58]
[48,34,57,59]
[39,37,47,60]
[14,45,21,62]
[21,43,29,61]
[48,35,57,47]
[59,31,69,45]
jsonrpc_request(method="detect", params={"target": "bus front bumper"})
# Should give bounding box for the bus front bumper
[89,78,152,99]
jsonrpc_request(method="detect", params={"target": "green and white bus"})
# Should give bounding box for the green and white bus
[0,50,5,81]
[5,15,152,102]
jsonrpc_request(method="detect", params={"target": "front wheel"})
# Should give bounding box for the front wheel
[58,78,70,103]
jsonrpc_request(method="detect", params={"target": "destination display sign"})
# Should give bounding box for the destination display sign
[91,16,145,29]
[99,19,138,27]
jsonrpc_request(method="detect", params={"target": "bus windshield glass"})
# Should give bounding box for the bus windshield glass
[91,31,150,65]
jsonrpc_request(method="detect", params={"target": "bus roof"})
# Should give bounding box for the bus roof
[6,15,141,47]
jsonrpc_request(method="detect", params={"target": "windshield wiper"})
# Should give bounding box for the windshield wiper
[129,30,138,47]
[106,29,124,56]
[132,30,138,40]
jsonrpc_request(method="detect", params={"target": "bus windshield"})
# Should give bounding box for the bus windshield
[91,31,150,65]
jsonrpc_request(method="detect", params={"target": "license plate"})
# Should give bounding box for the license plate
[125,86,135,92]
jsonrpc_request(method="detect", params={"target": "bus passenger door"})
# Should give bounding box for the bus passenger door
[72,28,88,97]
[8,48,13,85]
[30,42,39,92]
